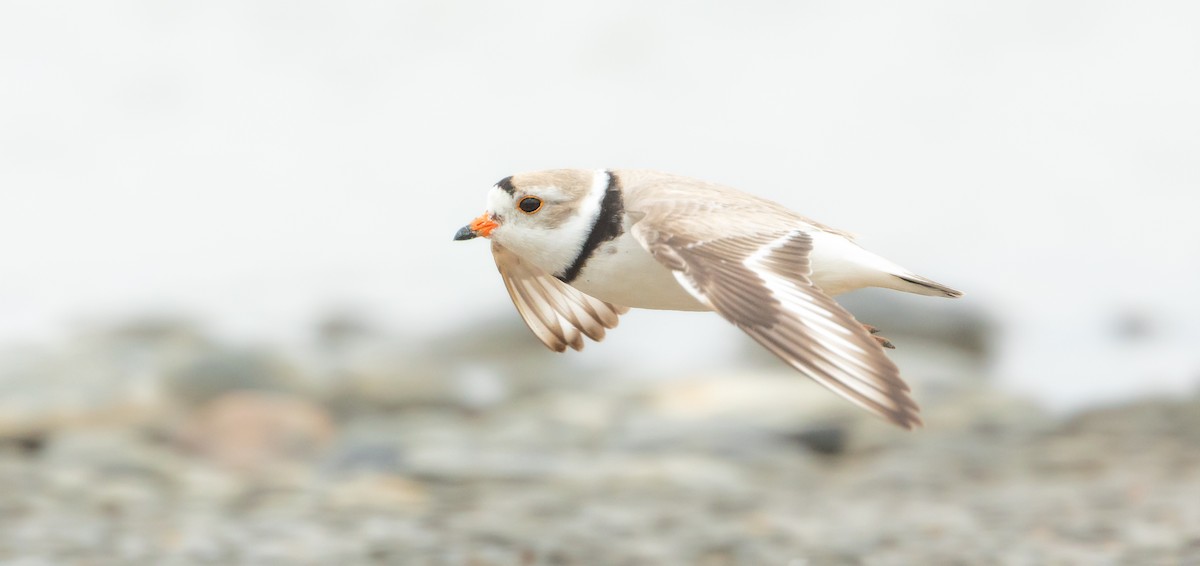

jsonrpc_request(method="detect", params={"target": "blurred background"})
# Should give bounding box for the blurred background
[2,1,1198,564]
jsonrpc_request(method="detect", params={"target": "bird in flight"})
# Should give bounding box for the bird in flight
[455,170,962,429]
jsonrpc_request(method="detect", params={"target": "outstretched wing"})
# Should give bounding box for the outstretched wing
[492,242,629,352]
[630,216,921,429]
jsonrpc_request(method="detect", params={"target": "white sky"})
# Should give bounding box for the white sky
[2,1,1198,408]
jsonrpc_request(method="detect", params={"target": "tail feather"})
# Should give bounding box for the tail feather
[892,274,963,298]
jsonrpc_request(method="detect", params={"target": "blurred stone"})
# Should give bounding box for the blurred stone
[77,315,210,355]
[403,445,560,482]
[314,310,379,351]
[183,392,335,472]
[836,292,993,358]
[0,434,47,457]
[449,364,510,410]
[1060,397,1200,440]
[421,315,595,398]
[166,349,308,406]
[320,315,579,411]
[320,348,457,410]
[324,475,428,511]
[1,371,173,439]
[544,390,619,435]
[0,320,186,441]
[323,441,404,476]
[4,315,1200,563]
[916,387,1049,435]
[787,423,849,456]
[643,373,862,429]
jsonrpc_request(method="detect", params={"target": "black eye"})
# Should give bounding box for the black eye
[518,196,543,214]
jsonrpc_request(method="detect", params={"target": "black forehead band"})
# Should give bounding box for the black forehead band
[495,176,516,195]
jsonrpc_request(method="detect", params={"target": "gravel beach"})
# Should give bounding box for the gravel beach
[3,387,1200,564]
[2,320,1198,565]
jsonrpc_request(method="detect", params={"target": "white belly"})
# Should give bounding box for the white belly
[567,231,709,311]
[565,227,898,309]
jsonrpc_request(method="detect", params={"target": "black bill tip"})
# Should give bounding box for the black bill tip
[453,225,478,241]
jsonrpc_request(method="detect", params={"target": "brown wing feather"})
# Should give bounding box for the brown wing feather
[492,242,628,352]
[632,221,921,429]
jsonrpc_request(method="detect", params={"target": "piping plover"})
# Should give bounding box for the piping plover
[454,169,962,429]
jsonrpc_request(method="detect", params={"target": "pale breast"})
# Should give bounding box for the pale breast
[566,230,709,311]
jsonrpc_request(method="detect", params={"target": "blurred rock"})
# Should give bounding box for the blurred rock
[324,475,428,511]
[786,423,849,456]
[166,349,308,406]
[182,392,335,472]
[0,434,47,457]
[320,315,593,412]
[324,443,404,476]
[0,317,213,443]
[1059,396,1200,440]
[424,315,605,394]
[313,309,380,352]
[0,356,166,442]
[2,376,1199,563]
[318,346,464,411]
[642,373,867,429]
[75,315,210,359]
[403,445,560,482]
[41,428,175,477]
[321,420,406,476]
[837,292,992,358]
[3,313,1200,563]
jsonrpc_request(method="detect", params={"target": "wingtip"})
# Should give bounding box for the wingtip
[889,407,924,430]
[899,415,924,430]
[882,415,919,431]
[895,274,963,299]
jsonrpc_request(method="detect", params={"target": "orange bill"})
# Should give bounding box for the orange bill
[453,213,498,241]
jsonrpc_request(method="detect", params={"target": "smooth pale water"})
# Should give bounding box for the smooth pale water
[1,1,1198,411]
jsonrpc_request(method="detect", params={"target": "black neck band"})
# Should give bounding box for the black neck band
[557,172,624,283]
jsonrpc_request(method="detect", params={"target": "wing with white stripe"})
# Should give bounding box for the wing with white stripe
[492,242,629,352]
[631,224,921,429]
